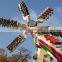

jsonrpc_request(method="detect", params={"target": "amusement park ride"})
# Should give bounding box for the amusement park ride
[0,0,62,62]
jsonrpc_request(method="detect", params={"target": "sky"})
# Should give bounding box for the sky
[0,0,62,62]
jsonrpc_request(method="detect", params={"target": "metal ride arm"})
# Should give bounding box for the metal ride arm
[0,18,28,32]
[37,7,53,23]
[0,18,21,29]
[7,35,26,52]
[18,1,30,23]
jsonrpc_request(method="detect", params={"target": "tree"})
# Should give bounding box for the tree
[12,46,32,62]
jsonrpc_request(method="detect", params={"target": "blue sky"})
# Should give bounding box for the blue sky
[0,0,62,62]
